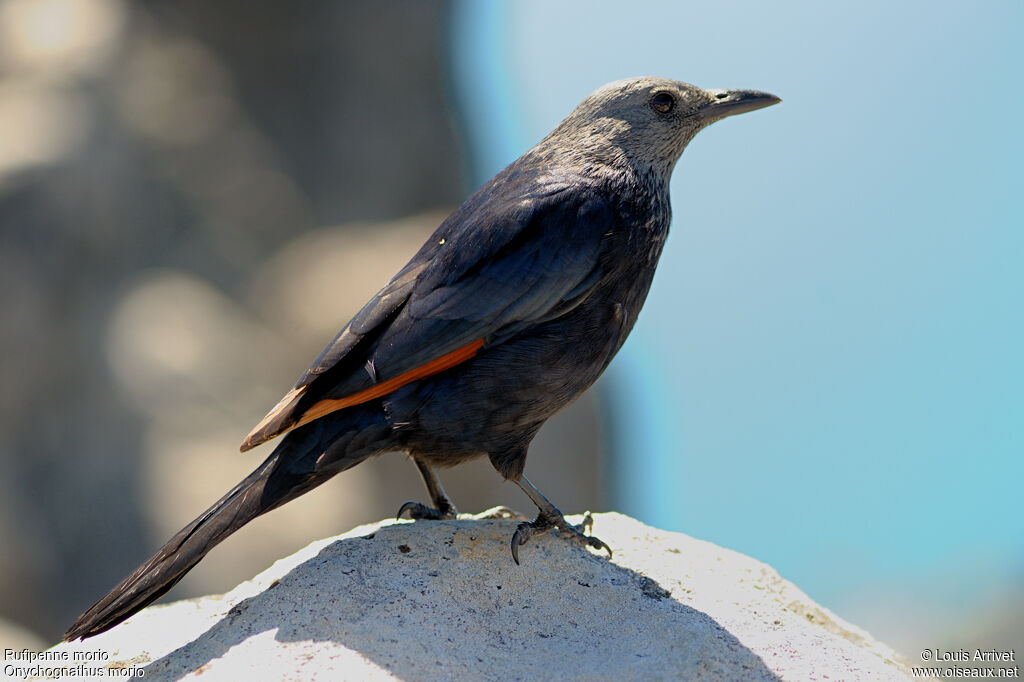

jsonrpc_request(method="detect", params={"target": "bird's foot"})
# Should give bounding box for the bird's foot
[396,500,457,521]
[510,509,612,564]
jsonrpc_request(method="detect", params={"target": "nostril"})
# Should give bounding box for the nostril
[715,92,729,100]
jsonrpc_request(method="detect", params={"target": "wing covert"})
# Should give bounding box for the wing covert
[241,172,616,451]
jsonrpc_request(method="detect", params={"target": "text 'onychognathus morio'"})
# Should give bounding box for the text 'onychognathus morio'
[65,77,779,640]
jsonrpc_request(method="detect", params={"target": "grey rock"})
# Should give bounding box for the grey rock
[50,514,912,681]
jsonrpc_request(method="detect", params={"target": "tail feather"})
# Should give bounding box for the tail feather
[64,409,393,641]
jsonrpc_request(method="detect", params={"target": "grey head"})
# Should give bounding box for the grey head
[536,76,780,182]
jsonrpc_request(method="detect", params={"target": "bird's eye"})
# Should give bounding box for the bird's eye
[650,92,675,114]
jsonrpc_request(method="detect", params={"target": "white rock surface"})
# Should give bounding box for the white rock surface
[44,513,912,681]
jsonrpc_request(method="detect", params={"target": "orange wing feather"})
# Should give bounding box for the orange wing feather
[240,338,484,451]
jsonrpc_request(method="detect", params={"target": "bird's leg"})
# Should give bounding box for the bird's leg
[509,475,612,564]
[397,459,458,520]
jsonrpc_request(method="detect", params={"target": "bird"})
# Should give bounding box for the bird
[65,77,779,640]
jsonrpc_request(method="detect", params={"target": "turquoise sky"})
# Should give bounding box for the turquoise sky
[451,0,1023,640]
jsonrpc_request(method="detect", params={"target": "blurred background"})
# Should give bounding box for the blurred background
[0,0,1020,665]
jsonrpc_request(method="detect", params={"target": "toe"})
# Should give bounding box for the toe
[510,523,532,565]
[396,501,455,521]
[587,535,613,559]
[579,511,595,535]
[396,501,420,520]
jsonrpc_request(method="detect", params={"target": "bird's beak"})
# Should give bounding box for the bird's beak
[698,89,781,121]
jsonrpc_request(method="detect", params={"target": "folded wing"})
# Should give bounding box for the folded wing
[241,172,614,451]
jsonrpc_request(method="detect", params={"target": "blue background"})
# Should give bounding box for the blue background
[452,0,1023,647]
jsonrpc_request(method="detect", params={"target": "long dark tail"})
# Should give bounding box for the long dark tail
[64,408,394,641]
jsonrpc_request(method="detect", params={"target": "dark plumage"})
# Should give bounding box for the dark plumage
[65,77,779,641]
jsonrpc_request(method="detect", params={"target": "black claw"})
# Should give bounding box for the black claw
[510,518,551,565]
[510,525,528,565]
[396,501,417,520]
[396,500,455,521]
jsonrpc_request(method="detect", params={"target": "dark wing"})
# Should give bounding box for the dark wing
[241,171,613,451]
[239,259,427,450]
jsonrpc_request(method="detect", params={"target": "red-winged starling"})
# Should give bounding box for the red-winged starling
[65,77,780,640]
